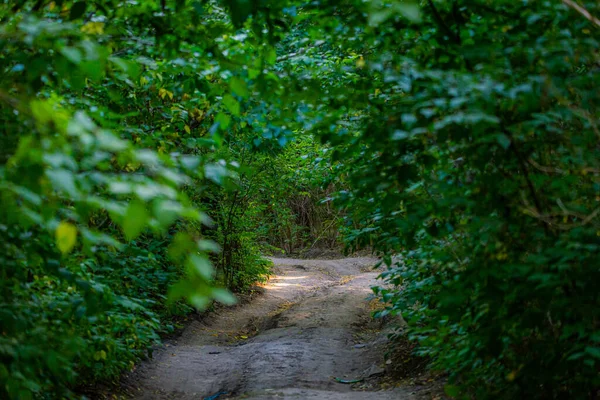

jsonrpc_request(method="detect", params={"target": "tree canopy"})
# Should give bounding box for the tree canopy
[1,0,599,398]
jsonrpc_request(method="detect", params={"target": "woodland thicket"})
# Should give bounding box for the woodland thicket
[1,0,599,399]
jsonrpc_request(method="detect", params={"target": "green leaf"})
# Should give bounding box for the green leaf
[168,232,194,261]
[265,47,277,65]
[168,279,194,302]
[189,293,211,310]
[248,68,260,79]
[110,57,142,80]
[56,222,77,254]
[30,100,55,126]
[180,155,201,171]
[197,239,221,253]
[60,47,82,64]
[172,280,212,308]
[585,346,600,359]
[216,113,231,130]
[496,134,511,149]
[223,94,241,116]
[47,169,78,197]
[122,201,149,240]
[204,163,228,184]
[187,254,213,280]
[369,1,421,26]
[153,199,181,228]
[394,2,421,22]
[230,77,249,98]
[95,130,128,151]
[212,288,237,305]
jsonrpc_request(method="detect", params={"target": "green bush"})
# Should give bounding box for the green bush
[322,1,600,397]
[3,0,599,398]
[230,235,273,291]
[0,226,188,398]
[0,1,246,397]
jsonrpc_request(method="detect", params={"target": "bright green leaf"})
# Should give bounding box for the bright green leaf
[230,77,249,98]
[56,222,77,254]
[47,169,78,197]
[122,201,148,240]
[187,254,213,280]
[212,288,237,305]
[223,94,241,116]
[216,113,231,130]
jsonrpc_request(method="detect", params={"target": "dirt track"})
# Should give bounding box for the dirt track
[122,257,418,399]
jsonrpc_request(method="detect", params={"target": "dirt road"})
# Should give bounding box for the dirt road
[123,257,417,399]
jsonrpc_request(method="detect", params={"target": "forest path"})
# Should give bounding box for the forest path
[123,257,416,399]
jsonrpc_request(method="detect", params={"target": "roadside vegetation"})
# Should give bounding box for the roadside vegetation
[1,1,598,399]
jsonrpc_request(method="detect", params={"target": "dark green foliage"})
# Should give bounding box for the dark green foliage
[2,0,599,398]
[289,1,600,398]
[247,138,342,254]
[0,232,190,397]
[227,0,600,397]
[0,1,268,397]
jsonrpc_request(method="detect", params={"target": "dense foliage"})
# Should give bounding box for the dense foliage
[254,0,600,397]
[298,1,600,398]
[0,1,262,397]
[1,0,599,399]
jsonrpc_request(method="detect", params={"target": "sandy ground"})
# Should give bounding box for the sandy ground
[120,257,424,399]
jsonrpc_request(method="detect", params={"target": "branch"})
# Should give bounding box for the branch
[523,205,600,230]
[528,158,566,175]
[528,158,600,176]
[503,129,544,216]
[427,0,461,44]
[562,0,600,28]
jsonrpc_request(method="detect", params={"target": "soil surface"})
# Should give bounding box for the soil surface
[121,257,427,400]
